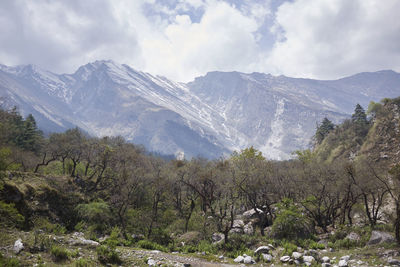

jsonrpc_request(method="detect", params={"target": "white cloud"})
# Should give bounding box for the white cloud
[140,0,266,81]
[0,0,399,81]
[267,0,400,79]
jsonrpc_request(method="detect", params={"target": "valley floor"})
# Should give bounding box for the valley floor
[2,228,400,267]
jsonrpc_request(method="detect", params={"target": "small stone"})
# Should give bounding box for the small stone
[303,255,315,263]
[147,258,156,266]
[234,256,244,263]
[280,255,291,262]
[340,255,351,261]
[244,222,254,235]
[322,256,330,263]
[244,255,253,264]
[13,239,24,254]
[255,246,270,254]
[292,252,302,260]
[321,263,332,267]
[262,254,273,262]
[388,258,400,266]
[338,259,348,267]
[219,255,224,259]
[345,232,360,242]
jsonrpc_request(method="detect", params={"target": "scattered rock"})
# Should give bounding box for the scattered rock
[321,263,332,267]
[244,222,254,235]
[13,239,24,254]
[338,259,348,267]
[218,255,224,260]
[303,255,315,263]
[255,245,270,254]
[243,255,254,264]
[243,208,263,219]
[147,258,156,266]
[234,255,244,263]
[292,251,302,260]
[232,219,245,228]
[322,256,330,263]
[345,232,361,242]
[340,255,351,261]
[280,255,291,262]
[69,232,99,247]
[262,253,272,262]
[388,258,400,266]
[229,227,243,234]
[367,231,396,245]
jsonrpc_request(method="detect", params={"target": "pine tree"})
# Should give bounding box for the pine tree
[22,114,43,152]
[315,117,335,144]
[351,104,369,136]
[352,104,368,124]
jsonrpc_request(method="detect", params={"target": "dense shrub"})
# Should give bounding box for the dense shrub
[0,201,24,228]
[271,198,312,240]
[281,241,298,255]
[96,245,122,264]
[50,245,69,262]
[32,217,66,234]
[75,200,112,233]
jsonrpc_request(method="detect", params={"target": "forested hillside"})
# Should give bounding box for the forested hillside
[1,98,400,266]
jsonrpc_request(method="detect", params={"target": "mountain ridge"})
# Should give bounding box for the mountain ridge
[1,60,400,159]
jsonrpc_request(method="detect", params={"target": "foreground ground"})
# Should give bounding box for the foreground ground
[1,228,400,267]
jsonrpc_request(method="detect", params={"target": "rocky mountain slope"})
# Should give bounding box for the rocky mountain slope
[1,61,399,159]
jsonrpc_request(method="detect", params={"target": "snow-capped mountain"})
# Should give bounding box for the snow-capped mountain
[1,60,400,159]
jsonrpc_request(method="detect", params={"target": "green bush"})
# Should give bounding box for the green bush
[219,234,255,259]
[149,227,172,246]
[31,232,53,252]
[74,258,93,267]
[33,217,66,234]
[282,241,298,255]
[96,245,122,264]
[299,239,325,250]
[271,198,311,240]
[197,240,217,254]
[0,253,20,267]
[137,240,168,252]
[0,201,24,228]
[50,245,69,262]
[75,200,112,233]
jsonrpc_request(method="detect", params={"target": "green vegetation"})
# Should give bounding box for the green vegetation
[0,201,24,228]
[50,245,70,262]
[0,253,20,267]
[1,98,400,265]
[271,198,311,240]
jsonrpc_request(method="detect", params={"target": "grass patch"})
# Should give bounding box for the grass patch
[50,245,69,262]
[137,240,168,252]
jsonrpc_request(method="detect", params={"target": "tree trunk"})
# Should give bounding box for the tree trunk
[395,202,400,244]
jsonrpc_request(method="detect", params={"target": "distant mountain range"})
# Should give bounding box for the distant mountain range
[1,60,400,159]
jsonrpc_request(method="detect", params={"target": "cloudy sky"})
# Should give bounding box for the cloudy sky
[0,0,399,82]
